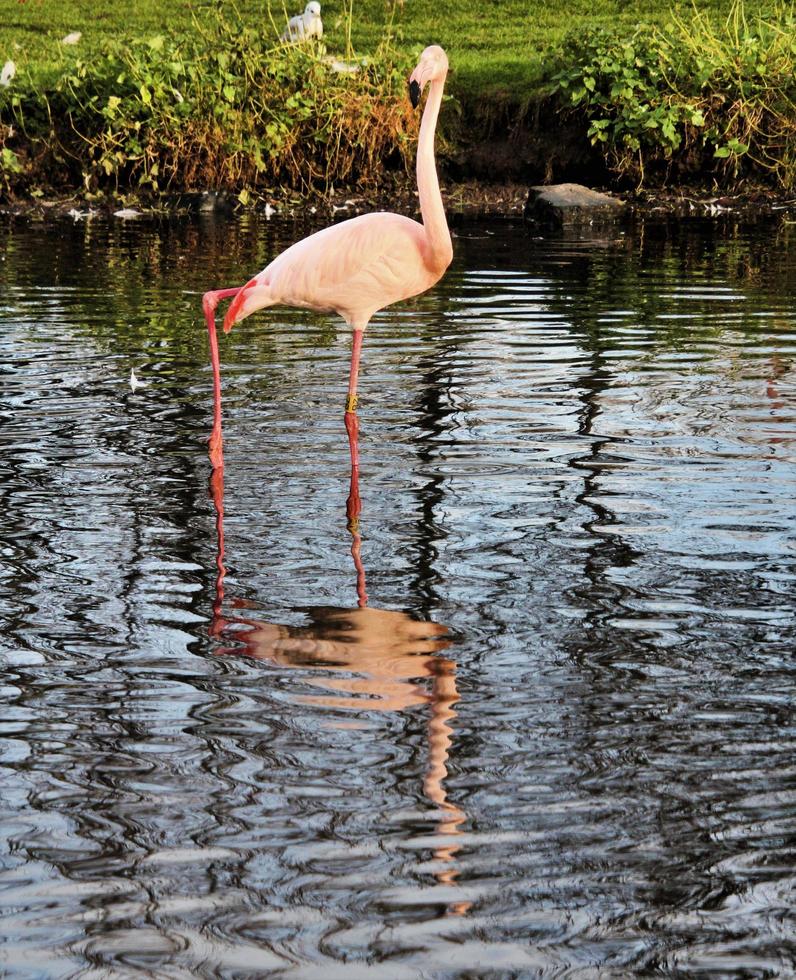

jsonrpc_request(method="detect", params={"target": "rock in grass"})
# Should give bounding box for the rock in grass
[524,183,625,228]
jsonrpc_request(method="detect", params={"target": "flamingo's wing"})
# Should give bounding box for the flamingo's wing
[265,212,429,319]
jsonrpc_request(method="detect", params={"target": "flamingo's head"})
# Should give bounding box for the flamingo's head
[222,277,270,333]
[409,45,448,108]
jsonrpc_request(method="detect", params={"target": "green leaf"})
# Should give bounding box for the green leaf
[1,147,22,174]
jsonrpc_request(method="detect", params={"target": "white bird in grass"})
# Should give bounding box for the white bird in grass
[0,61,16,88]
[281,1,323,41]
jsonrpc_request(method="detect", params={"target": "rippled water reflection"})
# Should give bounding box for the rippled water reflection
[1,211,795,976]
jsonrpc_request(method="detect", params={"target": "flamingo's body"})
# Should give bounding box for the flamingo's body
[222,211,444,331]
[203,45,452,470]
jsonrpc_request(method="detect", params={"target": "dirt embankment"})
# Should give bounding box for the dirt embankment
[2,102,793,222]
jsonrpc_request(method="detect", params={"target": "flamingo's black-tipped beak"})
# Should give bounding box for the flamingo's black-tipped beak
[409,79,421,109]
[223,278,257,333]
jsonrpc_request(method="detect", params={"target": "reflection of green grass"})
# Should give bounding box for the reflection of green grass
[0,0,751,100]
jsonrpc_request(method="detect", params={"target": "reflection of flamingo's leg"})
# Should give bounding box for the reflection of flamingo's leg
[344,329,364,469]
[203,286,243,469]
[425,659,461,810]
[425,658,470,914]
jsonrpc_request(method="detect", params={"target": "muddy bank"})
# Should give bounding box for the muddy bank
[2,178,794,225]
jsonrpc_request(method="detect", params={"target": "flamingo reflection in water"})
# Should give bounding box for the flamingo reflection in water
[208,443,470,915]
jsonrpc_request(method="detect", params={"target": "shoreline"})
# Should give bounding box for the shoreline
[2,181,795,224]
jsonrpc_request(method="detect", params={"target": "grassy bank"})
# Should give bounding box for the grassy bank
[0,0,740,101]
[2,0,795,197]
[0,7,418,197]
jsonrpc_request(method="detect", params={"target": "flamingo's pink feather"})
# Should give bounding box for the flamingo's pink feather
[226,211,436,331]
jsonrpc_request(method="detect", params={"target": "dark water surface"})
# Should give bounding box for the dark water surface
[1,211,795,977]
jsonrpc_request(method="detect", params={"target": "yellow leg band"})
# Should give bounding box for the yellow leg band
[345,394,359,413]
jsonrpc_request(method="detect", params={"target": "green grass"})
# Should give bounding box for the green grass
[0,0,753,102]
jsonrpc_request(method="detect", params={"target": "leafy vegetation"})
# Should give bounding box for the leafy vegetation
[0,5,416,196]
[1,0,795,196]
[551,0,796,187]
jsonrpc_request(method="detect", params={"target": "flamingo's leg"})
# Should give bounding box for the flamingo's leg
[344,329,364,470]
[346,464,368,607]
[203,286,243,469]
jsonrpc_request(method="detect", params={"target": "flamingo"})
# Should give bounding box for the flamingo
[202,45,452,471]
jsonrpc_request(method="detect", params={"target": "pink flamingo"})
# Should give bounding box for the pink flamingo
[202,45,452,471]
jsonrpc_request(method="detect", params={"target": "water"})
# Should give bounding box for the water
[1,210,795,976]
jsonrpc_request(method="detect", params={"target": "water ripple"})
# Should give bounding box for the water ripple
[0,214,794,974]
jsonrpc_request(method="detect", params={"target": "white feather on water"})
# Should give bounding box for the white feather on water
[129,368,148,392]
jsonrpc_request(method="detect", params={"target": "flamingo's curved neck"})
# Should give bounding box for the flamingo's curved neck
[417,73,452,274]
